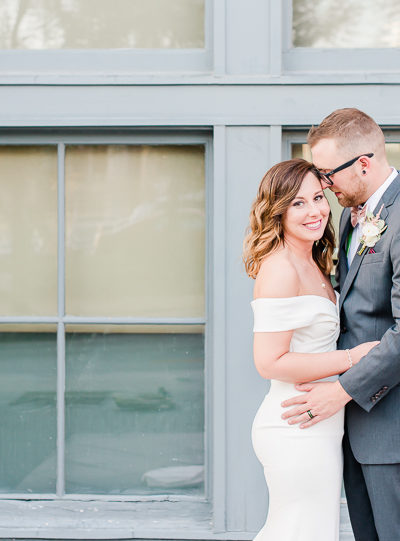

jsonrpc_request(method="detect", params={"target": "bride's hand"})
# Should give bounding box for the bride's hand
[349,341,380,365]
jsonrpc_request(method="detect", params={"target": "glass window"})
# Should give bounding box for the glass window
[386,143,400,169]
[65,325,204,495]
[0,0,205,49]
[292,0,400,48]
[0,146,57,316]
[0,325,57,494]
[0,135,207,500]
[65,145,205,318]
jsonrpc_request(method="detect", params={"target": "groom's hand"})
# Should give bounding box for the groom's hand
[281,381,352,428]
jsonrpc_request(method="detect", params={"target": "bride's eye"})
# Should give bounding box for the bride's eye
[293,200,304,207]
[314,194,324,202]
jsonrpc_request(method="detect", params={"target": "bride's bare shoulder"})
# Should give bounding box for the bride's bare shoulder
[253,250,300,299]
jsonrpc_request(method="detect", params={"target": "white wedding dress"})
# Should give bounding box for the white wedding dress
[251,292,344,541]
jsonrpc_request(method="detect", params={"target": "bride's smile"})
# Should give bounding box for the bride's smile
[304,219,322,230]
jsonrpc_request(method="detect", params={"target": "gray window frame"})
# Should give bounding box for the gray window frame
[0,129,216,533]
[0,0,212,83]
[283,129,400,159]
[282,0,400,74]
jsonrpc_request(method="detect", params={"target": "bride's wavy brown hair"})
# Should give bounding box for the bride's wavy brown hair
[243,158,335,279]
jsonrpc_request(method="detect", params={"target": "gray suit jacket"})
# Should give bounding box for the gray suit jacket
[337,173,400,464]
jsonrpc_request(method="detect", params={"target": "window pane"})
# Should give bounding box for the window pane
[0,146,57,316]
[65,326,204,495]
[0,326,57,493]
[293,0,400,48]
[386,143,400,170]
[0,0,204,49]
[65,145,205,318]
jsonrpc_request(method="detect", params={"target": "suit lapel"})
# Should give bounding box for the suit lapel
[339,172,400,311]
[339,236,368,311]
[336,208,351,289]
[339,208,352,254]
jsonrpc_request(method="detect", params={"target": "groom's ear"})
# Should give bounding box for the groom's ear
[359,156,372,172]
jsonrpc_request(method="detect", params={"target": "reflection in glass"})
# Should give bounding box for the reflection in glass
[0,327,57,493]
[0,146,57,316]
[65,145,205,317]
[0,0,204,49]
[386,143,400,170]
[65,328,204,495]
[293,0,400,48]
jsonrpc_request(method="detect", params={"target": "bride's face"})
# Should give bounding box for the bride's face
[282,172,330,243]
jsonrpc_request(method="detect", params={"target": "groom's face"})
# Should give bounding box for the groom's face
[311,138,368,207]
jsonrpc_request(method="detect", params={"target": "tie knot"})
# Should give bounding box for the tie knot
[350,205,367,227]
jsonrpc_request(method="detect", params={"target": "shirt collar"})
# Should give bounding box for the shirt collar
[365,167,398,213]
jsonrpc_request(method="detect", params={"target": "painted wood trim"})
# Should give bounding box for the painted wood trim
[1,84,400,127]
[211,126,227,532]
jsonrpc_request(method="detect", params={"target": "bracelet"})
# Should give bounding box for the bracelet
[346,349,353,369]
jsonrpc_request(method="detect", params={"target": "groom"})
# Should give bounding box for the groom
[281,108,400,541]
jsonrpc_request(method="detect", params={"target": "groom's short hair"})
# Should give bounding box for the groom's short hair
[308,108,386,158]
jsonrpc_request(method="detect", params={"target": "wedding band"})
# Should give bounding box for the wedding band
[307,410,314,419]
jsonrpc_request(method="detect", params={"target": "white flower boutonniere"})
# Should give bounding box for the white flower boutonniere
[357,204,387,256]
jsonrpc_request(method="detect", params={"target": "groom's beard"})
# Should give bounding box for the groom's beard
[329,180,367,208]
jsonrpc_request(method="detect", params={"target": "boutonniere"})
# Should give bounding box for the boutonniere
[357,204,387,255]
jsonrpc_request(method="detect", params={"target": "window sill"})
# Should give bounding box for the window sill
[1,72,400,85]
[0,499,352,539]
[0,500,252,540]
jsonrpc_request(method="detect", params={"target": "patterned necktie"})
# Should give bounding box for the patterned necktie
[350,205,367,227]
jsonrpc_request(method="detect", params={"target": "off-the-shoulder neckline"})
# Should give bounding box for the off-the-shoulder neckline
[251,291,338,309]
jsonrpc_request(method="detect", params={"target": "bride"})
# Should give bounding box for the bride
[243,158,378,541]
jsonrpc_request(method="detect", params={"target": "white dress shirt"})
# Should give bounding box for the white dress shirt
[347,167,398,266]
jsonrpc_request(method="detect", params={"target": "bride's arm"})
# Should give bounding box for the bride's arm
[253,255,378,383]
[253,331,375,383]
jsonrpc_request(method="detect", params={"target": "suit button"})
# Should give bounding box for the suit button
[371,396,376,402]
[383,386,388,391]
[341,325,347,333]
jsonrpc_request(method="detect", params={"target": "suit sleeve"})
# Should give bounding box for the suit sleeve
[339,229,400,412]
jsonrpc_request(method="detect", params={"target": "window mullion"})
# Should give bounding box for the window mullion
[56,142,66,497]
[269,0,283,75]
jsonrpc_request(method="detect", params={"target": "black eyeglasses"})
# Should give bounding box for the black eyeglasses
[316,153,374,186]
